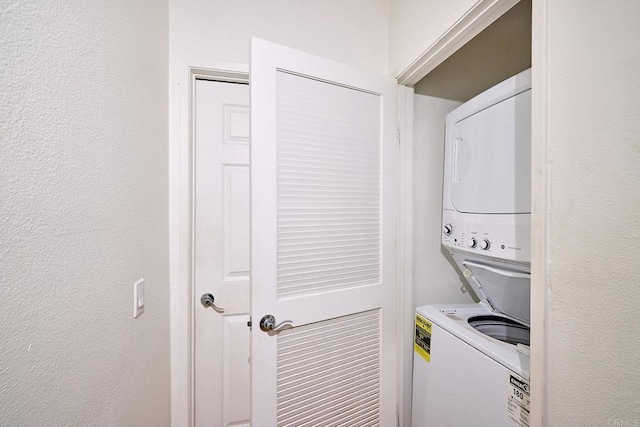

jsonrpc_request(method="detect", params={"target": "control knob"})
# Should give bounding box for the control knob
[443,224,453,236]
[467,238,477,249]
[480,239,491,250]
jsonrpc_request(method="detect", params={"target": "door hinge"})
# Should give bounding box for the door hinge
[397,128,401,145]
[247,317,252,329]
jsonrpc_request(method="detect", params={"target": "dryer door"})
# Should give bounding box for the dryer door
[450,89,531,214]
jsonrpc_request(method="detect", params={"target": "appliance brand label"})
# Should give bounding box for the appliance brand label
[414,314,432,363]
[506,373,530,426]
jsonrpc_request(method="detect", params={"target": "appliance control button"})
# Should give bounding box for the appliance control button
[480,239,491,250]
[443,224,453,236]
[467,238,477,249]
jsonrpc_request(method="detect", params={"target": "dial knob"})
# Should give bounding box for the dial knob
[480,239,491,250]
[443,224,453,236]
[467,238,477,249]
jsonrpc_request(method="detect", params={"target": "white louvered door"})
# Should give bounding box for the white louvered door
[250,39,397,427]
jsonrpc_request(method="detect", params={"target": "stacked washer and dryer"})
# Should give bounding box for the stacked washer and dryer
[412,69,532,427]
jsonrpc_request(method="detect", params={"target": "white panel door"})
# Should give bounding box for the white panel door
[194,79,250,427]
[250,38,398,427]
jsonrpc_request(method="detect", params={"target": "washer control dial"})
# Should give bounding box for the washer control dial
[443,224,453,236]
[480,239,491,250]
[467,238,477,249]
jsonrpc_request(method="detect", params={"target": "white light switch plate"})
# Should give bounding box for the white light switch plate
[134,278,145,318]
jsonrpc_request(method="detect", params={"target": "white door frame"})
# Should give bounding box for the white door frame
[396,84,414,427]
[172,58,249,427]
[529,1,548,424]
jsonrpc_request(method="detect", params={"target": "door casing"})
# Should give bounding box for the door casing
[172,59,249,427]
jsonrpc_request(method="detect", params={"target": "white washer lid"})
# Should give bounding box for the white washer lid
[461,259,530,324]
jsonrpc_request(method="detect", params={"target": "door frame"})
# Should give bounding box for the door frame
[172,58,249,427]
[396,84,414,427]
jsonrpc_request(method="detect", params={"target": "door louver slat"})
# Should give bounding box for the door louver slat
[276,71,381,298]
[277,310,381,427]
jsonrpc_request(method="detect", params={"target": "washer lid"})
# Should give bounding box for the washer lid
[462,260,530,324]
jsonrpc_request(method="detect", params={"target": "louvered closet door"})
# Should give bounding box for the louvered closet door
[250,38,397,427]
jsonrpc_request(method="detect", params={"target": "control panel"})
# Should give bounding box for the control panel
[441,210,531,263]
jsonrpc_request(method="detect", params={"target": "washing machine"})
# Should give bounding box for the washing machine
[412,301,531,427]
[412,253,532,427]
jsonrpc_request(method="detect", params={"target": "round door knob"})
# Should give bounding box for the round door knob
[259,314,293,332]
[467,238,477,248]
[480,239,491,250]
[443,224,453,236]
[200,293,224,312]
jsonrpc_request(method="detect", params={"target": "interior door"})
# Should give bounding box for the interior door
[250,38,398,426]
[194,79,250,427]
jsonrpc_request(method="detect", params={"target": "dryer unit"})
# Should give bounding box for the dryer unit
[442,68,532,263]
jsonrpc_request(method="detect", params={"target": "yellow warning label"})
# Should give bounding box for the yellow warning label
[414,314,432,363]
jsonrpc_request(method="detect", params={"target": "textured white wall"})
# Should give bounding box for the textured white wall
[0,2,171,425]
[389,0,476,77]
[533,0,640,424]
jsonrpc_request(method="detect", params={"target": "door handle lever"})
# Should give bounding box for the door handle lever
[200,293,224,312]
[259,314,292,332]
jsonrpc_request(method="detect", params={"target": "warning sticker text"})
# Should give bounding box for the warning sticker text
[414,314,432,363]
[506,373,530,427]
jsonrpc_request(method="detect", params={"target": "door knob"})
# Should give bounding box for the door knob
[200,293,224,312]
[259,314,292,332]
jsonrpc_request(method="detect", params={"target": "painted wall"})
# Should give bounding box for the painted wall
[169,0,389,75]
[532,0,640,424]
[389,0,477,77]
[0,1,171,425]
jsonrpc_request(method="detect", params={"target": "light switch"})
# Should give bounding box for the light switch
[134,279,145,318]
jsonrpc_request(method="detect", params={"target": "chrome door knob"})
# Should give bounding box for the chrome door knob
[259,314,293,332]
[200,293,224,312]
